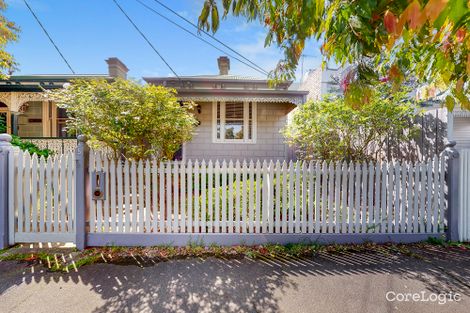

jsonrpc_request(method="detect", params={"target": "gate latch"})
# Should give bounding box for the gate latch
[91,171,106,200]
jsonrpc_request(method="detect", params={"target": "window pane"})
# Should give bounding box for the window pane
[225,120,243,139]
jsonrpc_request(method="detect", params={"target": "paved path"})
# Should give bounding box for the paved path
[1,247,470,313]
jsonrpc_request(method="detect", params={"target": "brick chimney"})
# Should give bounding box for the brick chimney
[106,57,129,79]
[217,56,230,75]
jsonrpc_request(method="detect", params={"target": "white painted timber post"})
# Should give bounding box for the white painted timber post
[0,134,16,249]
[75,135,89,250]
[445,141,460,242]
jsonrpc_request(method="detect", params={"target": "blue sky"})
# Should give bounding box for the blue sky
[5,0,322,81]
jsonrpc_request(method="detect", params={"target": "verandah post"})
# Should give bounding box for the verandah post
[75,135,89,250]
[0,134,16,249]
[445,141,460,242]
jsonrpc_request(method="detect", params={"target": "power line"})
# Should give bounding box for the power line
[112,0,181,81]
[135,0,267,76]
[23,0,75,74]
[151,0,269,76]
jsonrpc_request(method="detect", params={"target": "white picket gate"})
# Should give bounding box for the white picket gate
[8,150,75,244]
[459,149,470,242]
[88,151,446,236]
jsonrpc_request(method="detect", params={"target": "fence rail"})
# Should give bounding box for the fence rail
[89,152,447,236]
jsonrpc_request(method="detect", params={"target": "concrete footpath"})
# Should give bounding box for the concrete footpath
[0,246,469,313]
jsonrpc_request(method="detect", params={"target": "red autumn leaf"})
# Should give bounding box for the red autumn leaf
[456,28,466,43]
[264,15,271,25]
[384,10,397,34]
[371,13,380,22]
[258,247,268,255]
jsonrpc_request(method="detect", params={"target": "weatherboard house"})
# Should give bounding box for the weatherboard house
[0,56,306,161]
[145,56,307,161]
[0,58,127,153]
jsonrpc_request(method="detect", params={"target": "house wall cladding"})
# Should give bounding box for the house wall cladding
[184,102,294,162]
[454,117,470,149]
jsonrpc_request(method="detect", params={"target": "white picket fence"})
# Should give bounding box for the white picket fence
[8,150,75,243]
[459,149,470,242]
[89,152,446,235]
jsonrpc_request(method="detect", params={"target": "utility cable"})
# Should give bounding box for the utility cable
[112,0,181,81]
[23,0,75,74]
[135,0,267,76]
[151,0,269,76]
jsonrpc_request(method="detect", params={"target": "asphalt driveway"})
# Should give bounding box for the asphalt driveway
[1,245,469,313]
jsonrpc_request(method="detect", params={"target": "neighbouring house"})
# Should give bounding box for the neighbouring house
[144,56,308,161]
[299,66,344,101]
[448,109,470,149]
[0,57,128,153]
[414,85,470,151]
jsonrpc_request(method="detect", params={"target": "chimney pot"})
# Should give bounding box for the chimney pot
[106,57,129,79]
[217,56,230,75]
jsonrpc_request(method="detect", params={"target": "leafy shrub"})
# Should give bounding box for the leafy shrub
[282,87,419,162]
[47,79,198,161]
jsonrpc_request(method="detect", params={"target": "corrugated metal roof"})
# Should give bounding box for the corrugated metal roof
[1,74,110,81]
[144,74,267,81]
[178,74,265,80]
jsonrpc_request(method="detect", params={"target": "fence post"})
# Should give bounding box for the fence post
[75,135,89,250]
[0,134,15,249]
[445,140,460,242]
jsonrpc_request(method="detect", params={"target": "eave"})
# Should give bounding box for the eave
[175,88,308,105]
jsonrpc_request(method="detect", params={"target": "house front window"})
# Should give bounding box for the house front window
[213,101,256,143]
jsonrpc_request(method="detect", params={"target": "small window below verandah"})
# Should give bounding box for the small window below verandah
[213,101,256,143]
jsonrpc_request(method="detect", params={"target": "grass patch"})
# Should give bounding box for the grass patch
[4,240,468,273]
[426,237,470,249]
[0,253,30,261]
[62,254,102,273]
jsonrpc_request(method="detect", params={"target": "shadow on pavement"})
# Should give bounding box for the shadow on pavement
[1,245,470,313]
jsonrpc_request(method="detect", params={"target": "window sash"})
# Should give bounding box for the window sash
[213,101,256,143]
